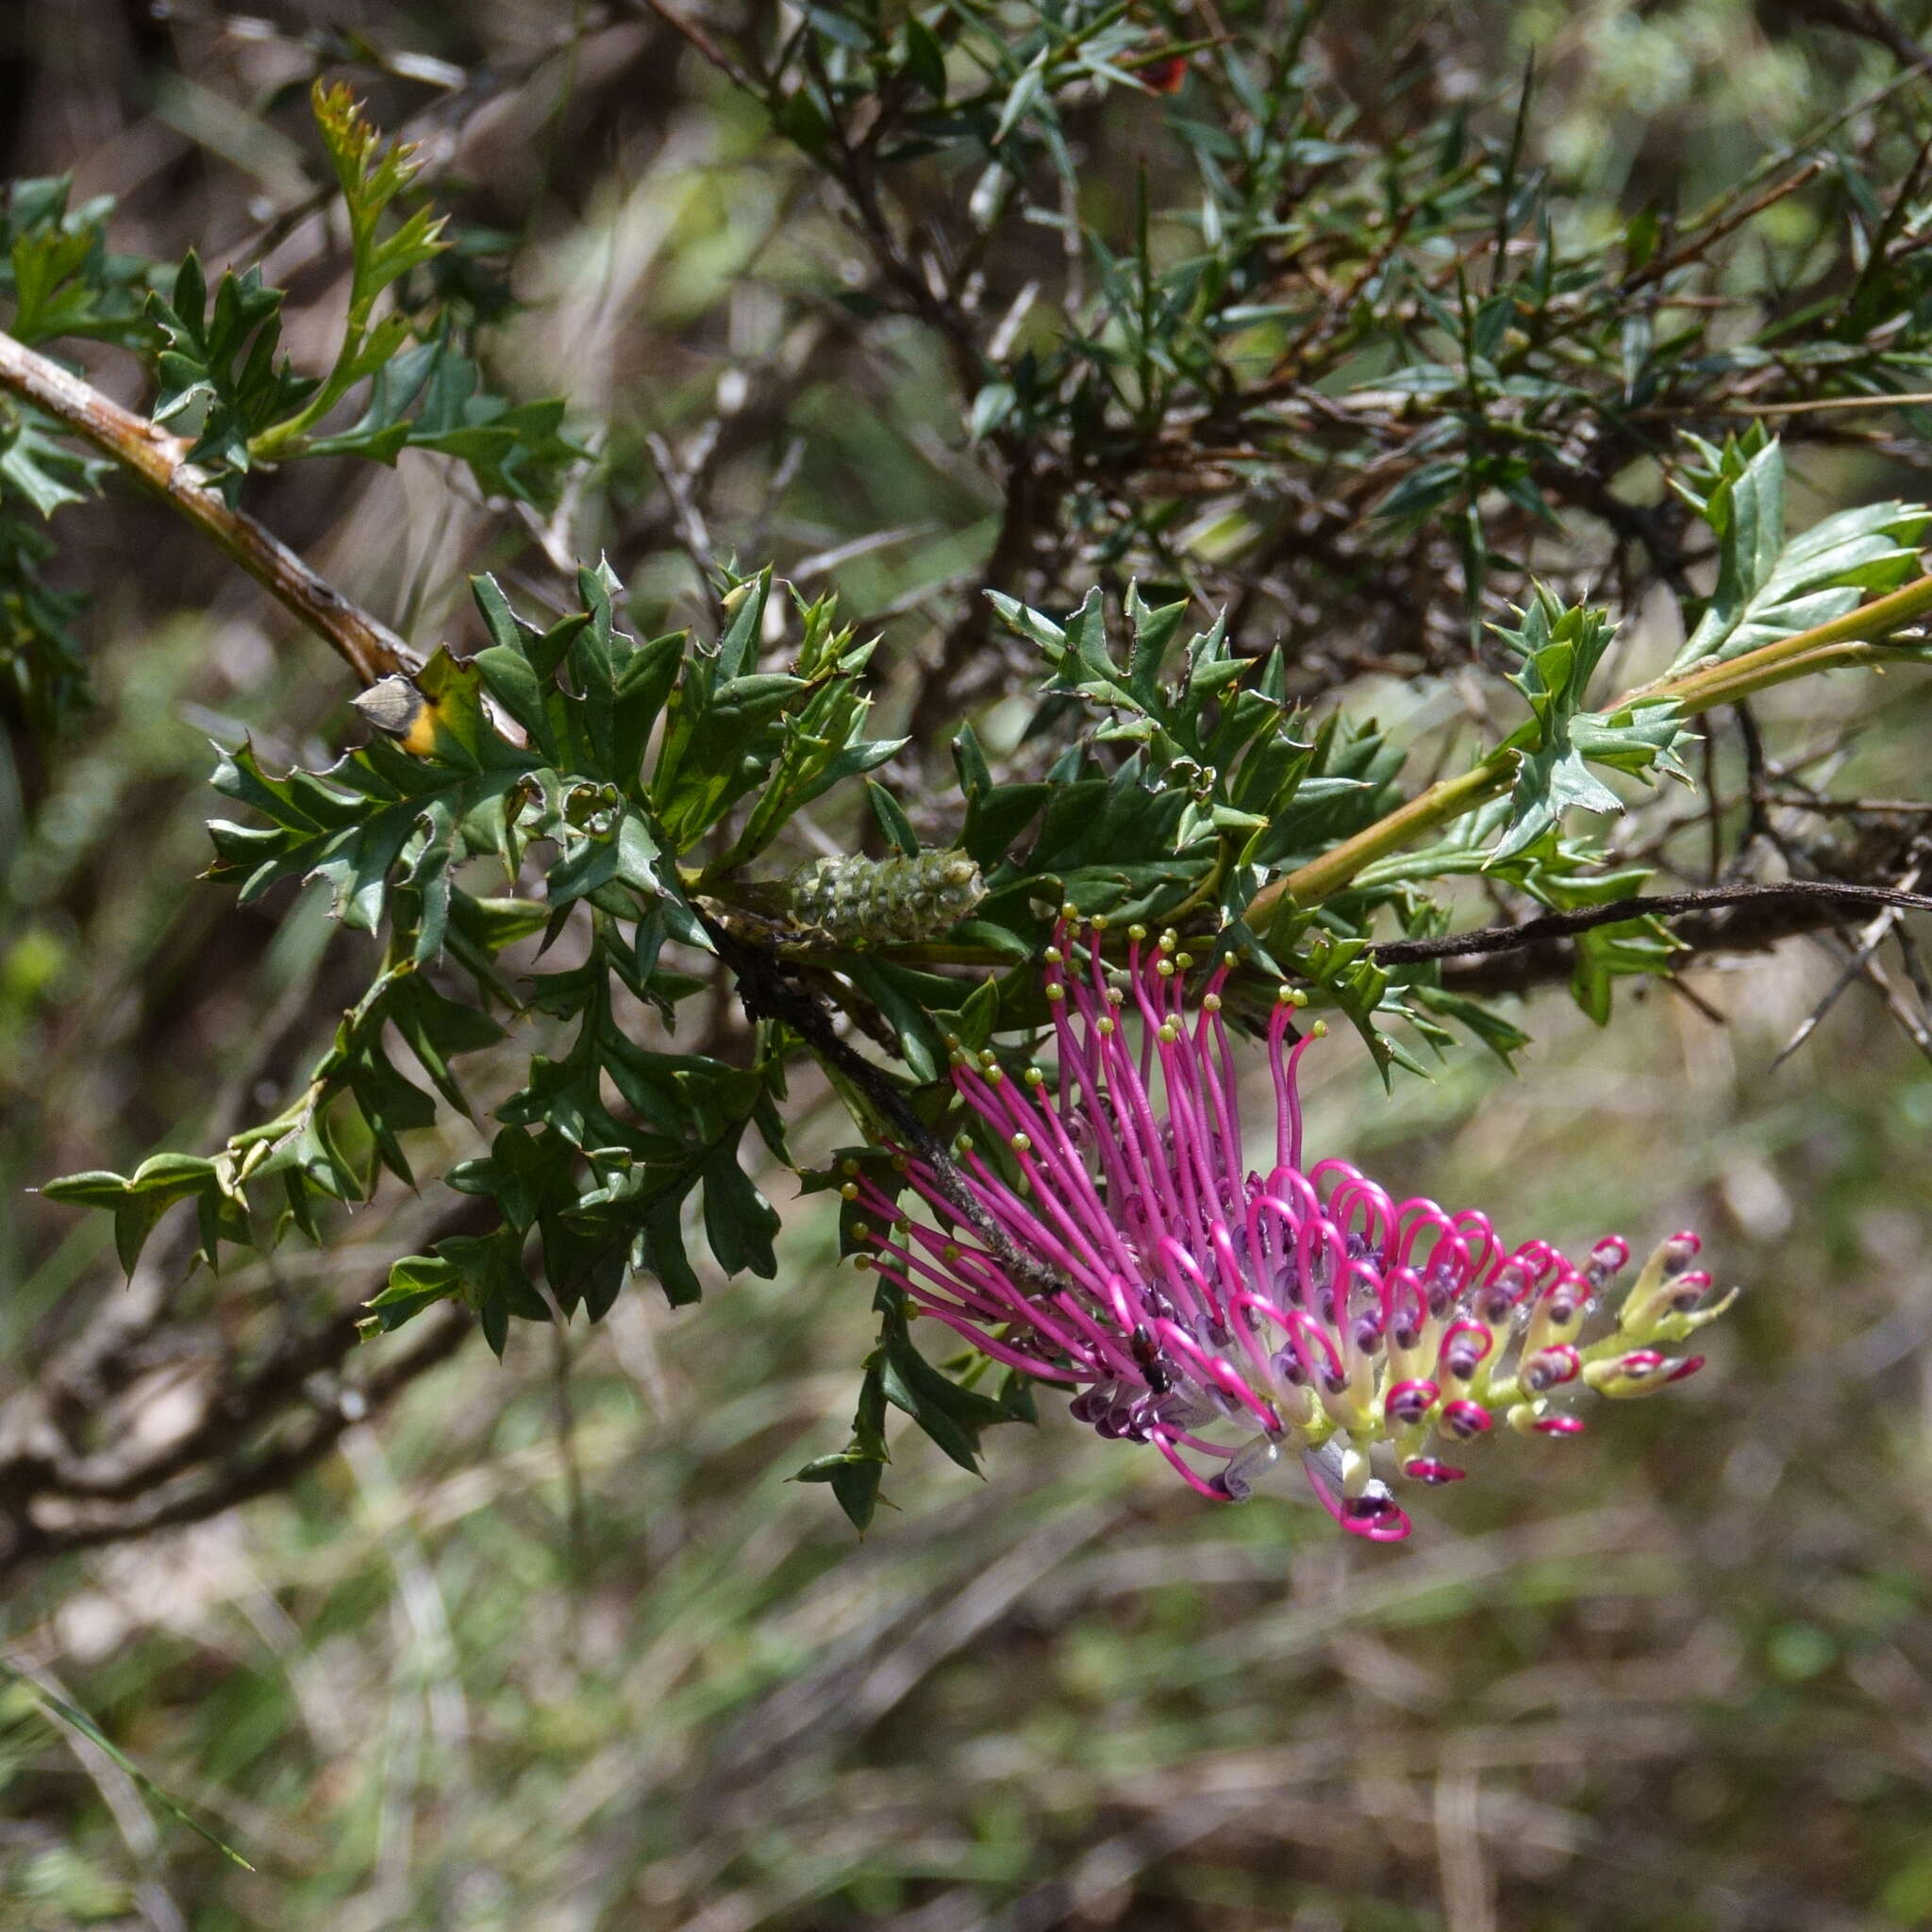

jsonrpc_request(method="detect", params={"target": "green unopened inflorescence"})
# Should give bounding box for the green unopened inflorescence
[782,850,985,948]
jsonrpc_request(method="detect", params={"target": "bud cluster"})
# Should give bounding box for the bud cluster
[785,850,985,948]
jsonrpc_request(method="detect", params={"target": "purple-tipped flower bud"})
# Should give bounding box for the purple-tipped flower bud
[1524,1277,1589,1357]
[1440,1319,1494,1385]
[1665,1269,1713,1314]
[1587,1236,1631,1288]
[1521,1343,1582,1394]
[1404,1457,1467,1484]
[1619,1232,1739,1341]
[1441,1399,1492,1440]
[1531,1413,1586,1438]
[1584,1348,1704,1399]
[1386,1377,1440,1425]
[1478,1264,1528,1324]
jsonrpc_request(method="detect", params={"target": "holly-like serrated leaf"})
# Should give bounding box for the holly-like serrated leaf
[707,582,906,871]
[147,254,313,481]
[0,404,101,516]
[1489,589,1693,862]
[41,1151,239,1274]
[206,662,537,937]
[1666,433,1931,675]
[1,175,156,349]
[798,1273,1033,1531]
[304,330,579,508]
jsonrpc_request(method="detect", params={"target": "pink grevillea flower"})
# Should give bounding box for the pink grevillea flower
[848,914,1736,1541]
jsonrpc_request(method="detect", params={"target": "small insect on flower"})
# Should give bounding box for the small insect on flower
[850,915,1737,1541]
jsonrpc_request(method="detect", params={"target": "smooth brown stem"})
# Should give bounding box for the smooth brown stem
[0,328,416,687]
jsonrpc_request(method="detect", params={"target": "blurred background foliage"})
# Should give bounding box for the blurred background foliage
[7,1,1932,1927]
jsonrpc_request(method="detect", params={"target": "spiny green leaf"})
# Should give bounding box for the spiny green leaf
[146,256,313,481]
[1489,589,1692,861]
[1666,435,1931,675]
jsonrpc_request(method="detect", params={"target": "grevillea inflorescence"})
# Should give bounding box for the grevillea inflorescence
[846,913,1736,1541]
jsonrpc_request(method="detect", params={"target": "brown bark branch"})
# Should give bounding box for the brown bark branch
[0,328,416,687]
[1372,879,1932,968]
[0,1198,494,1582]
[5,1307,471,1568]
[1431,887,1928,998]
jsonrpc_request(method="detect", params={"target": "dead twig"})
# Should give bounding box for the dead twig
[1372,878,1932,968]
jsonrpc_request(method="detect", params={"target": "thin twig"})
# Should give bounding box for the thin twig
[1703,390,1932,415]
[1373,878,1932,967]
[0,329,415,686]
[1627,158,1831,291]
[1762,792,1932,816]
[1773,863,1926,1065]
[643,427,722,588]
[633,0,764,96]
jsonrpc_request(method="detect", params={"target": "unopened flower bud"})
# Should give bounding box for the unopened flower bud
[1385,1377,1440,1425]
[1586,1236,1631,1288]
[1478,1263,1528,1324]
[1439,1319,1493,1385]
[1440,1398,1492,1440]
[1404,1457,1466,1484]
[1664,1269,1712,1314]
[1524,1280,1588,1355]
[1624,1255,1739,1341]
[1521,1343,1581,1394]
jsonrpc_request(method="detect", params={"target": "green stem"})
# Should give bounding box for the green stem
[1243,570,1932,923]
[1655,638,1924,710]
[248,265,376,462]
[1639,570,1932,708]
[1248,744,1521,923]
